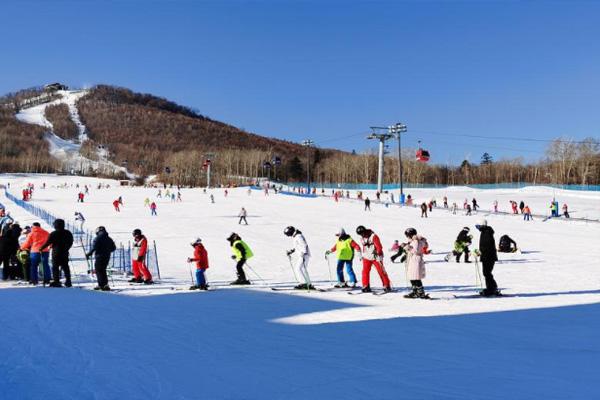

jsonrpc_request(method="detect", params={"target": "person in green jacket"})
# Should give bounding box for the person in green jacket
[227,232,253,285]
[325,228,361,288]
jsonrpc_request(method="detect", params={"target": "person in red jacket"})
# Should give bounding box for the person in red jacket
[355,225,392,293]
[187,238,209,290]
[113,199,120,212]
[129,228,153,284]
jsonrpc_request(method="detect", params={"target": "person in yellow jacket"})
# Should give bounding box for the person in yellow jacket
[325,228,361,288]
[227,232,253,285]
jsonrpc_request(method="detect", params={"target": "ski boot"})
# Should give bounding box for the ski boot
[64,280,72,288]
[334,282,349,288]
[404,286,418,298]
[479,289,502,297]
[416,287,430,299]
[93,286,102,291]
[361,286,372,293]
[294,283,308,290]
[101,286,111,291]
[383,286,393,293]
[128,277,143,283]
[230,279,251,285]
[49,281,62,288]
[143,279,154,285]
[198,285,209,291]
[189,285,199,290]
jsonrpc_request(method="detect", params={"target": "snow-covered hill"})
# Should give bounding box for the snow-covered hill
[15,91,134,178]
[1,174,599,399]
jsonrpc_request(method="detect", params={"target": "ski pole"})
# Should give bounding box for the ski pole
[287,254,299,283]
[245,261,267,286]
[325,253,333,284]
[188,263,195,286]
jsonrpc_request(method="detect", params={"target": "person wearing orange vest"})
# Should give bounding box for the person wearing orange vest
[129,229,153,284]
[20,222,51,285]
[523,205,532,221]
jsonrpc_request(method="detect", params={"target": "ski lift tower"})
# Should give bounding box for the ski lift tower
[204,153,216,188]
[301,139,314,193]
[367,128,394,193]
[390,123,407,202]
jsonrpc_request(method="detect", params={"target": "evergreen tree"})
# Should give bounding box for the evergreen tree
[481,152,493,165]
[286,156,305,181]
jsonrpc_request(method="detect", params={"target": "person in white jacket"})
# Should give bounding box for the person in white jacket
[284,226,313,290]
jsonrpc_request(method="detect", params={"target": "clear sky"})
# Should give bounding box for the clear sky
[2,0,599,164]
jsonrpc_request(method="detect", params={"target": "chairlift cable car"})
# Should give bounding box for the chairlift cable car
[416,140,430,162]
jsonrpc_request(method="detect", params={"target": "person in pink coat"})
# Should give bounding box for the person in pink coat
[403,227,430,299]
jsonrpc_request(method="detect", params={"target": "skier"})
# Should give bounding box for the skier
[112,199,120,212]
[284,226,313,289]
[85,226,116,291]
[403,228,430,299]
[420,202,428,218]
[20,222,51,285]
[77,192,85,203]
[238,207,248,225]
[451,202,458,215]
[157,189,162,198]
[465,204,472,216]
[476,219,500,296]
[523,205,532,221]
[389,239,407,263]
[355,225,392,293]
[493,200,498,213]
[177,192,182,202]
[428,201,433,212]
[130,229,153,284]
[74,212,85,232]
[443,196,448,208]
[144,197,150,207]
[562,203,570,218]
[227,232,252,285]
[519,200,525,214]
[210,194,215,204]
[511,201,518,214]
[498,234,518,253]
[451,227,472,263]
[364,197,371,211]
[0,223,16,280]
[472,198,479,211]
[150,202,157,216]
[187,238,209,290]
[0,209,14,232]
[325,228,360,288]
[40,219,74,287]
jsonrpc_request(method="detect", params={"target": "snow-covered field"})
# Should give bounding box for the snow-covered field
[1,174,600,399]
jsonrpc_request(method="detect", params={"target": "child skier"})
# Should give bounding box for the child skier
[403,228,430,299]
[227,233,252,285]
[448,227,472,263]
[129,229,153,284]
[389,240,407,263]
[112,199,120,212]
[325,228,360,288]
[187,238,209,290]
[284,226,314,290]
[150,202,157,216]
[355,225,392,293]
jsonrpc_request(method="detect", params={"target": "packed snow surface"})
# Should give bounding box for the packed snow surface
[1,174,600,399]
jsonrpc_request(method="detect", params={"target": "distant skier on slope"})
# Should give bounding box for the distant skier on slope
[403,228,430,299]
[284,226,314,290]
[112,199,120,212]
[227,233,252,285]
[187,238,209,290]
[325,228,360,288]
[355,225,392,293]
[74,212,85,232]
[238,207,248,225]
[476,219,501,297]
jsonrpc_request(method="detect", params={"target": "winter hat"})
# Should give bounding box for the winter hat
[132,228,142,236]
[336,228,346,236]
[191,238,202,246]
[477,219,487,227]
[32,222,41,227]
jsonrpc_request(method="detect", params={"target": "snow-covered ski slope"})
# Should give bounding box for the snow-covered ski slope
[15,91,134,178]
[1,174,600,399]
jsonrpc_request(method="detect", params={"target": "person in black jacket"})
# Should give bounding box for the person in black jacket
[40,219,74,287]
[85,226,116,291]
[476,219,501,296]
[0,223,14,280]
[498,234,518,253]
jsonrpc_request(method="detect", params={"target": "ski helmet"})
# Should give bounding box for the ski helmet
[191,238,202,246]
[283,226,296,237]
[95,226,106,234]
[132,228,142,237]
[226,233,239,242]
[477,219,487,227]
[356,225,367,236]
[404,227,417,238]
[462,227,470,232]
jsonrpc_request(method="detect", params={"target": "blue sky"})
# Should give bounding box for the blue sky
[2,0,599,164]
